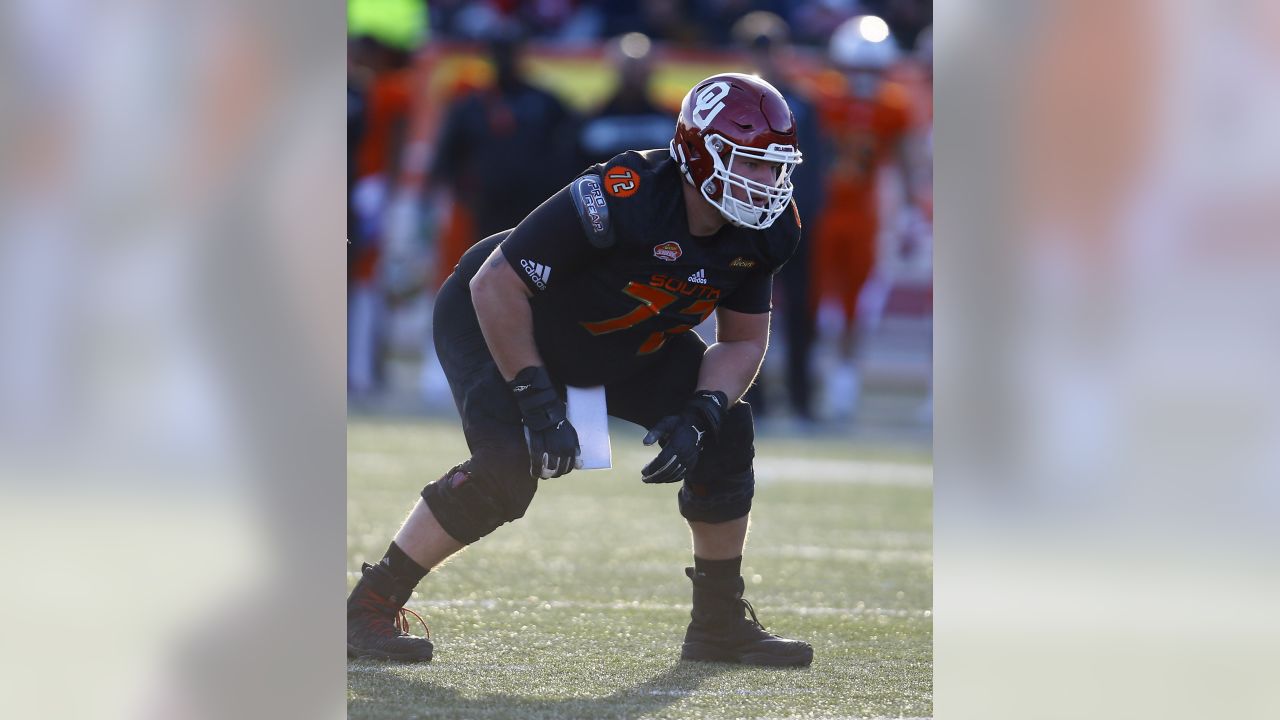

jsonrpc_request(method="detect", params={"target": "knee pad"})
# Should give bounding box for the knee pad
[420,446,536,545]
[679,402,756,523]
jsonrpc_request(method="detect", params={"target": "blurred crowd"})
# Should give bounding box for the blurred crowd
[348,0,934,430]
[421,0,932,50]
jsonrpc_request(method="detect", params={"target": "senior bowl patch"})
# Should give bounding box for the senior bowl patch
[604,167,640,198]
[653,241,682,262]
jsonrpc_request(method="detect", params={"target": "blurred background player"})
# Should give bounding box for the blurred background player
[909,24,933,422]
[576,32,675,168]
[732,11,828,423]
[811,14,919,420]
[416,29,578,408]
[348,36,414,395]
[425,27,577,244]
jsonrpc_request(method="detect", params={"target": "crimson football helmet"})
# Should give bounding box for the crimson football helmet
[669,73,803,230]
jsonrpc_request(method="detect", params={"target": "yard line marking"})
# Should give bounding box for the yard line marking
[843,530,934,547]
[753,457,932,486]
[761,544,933,564]
[351,595,932,619]
[351,451,933,487]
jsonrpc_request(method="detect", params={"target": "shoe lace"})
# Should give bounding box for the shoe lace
[395,606,431,641]
[354,591,431,641]
[740,598,766,631]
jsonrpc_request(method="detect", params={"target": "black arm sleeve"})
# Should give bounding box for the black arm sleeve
[499,181,611,294]
[717,271,774,314]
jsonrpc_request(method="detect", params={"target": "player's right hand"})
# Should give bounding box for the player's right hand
[640,390,729,484]
[509,366,582,479]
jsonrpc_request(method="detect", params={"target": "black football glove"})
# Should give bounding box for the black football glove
[640,390,729,484]
[509,366,581,479]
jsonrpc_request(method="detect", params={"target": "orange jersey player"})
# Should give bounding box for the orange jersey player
[810,15,917,419]
[812,16,913,326]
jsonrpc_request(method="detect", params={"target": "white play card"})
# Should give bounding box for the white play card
[567,385,611,469]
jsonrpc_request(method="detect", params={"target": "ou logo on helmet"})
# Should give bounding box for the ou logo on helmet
[691,81,731,129]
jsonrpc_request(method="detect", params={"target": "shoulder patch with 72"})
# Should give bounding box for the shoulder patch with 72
[604,167,640,198]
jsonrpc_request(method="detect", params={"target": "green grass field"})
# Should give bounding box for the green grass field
[348,416,933,719]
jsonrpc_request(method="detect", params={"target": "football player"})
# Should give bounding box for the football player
[347,74,814,668]
[732,11,829,423]
[812,15,920,419]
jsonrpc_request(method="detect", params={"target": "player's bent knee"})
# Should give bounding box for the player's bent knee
[678,467,755,522]
[678,402,756,522]
[716,402,755,451]
[420,448,536,545]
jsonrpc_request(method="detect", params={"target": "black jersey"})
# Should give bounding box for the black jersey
[492,149,801,387]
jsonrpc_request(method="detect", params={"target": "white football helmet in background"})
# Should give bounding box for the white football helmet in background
[829,15,899,70]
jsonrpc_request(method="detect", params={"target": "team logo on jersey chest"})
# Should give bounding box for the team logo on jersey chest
[650,274,721,300]
[653,241,682,262]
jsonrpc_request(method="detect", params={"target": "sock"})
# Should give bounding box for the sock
[693,555,742,578]
[379,541,429,588]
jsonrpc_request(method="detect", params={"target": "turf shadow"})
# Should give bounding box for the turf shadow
[351,661,751,719]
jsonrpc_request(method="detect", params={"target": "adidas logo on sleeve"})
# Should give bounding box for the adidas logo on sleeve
[520,259,551,290]
[687,268,707,284]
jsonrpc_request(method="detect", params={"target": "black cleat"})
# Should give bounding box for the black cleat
[347,563,434,662]
[680,567,813,667]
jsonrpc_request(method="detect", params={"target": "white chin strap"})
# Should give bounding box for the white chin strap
[701,134,802,230]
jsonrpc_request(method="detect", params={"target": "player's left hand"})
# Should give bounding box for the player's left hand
[641,390,729,484]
